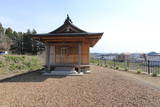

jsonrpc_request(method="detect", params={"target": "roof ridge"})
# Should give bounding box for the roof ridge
[49,15,86,34]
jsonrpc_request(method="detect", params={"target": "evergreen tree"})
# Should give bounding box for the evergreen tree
[10,32,23,54]
[31,29,45,55]
[5,27,13,39]
[0,23,4,36]
[0,25,45,54]
[32,29,37,34]
[23,30,33,54]
[27,29,31,34]
[12,31,18,40]
[0,23,11,51]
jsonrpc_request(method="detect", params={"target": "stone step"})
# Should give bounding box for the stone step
[54,67,75,71]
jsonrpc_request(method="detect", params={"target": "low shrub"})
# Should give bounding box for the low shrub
[152,72,157,77]
[110,66,113,69]
[105,65,108,67]
[137,69,142,74]
[115,66,119,70]
[124,67,128,71]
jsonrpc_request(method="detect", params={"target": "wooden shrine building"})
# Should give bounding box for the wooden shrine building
[32,15,103,75]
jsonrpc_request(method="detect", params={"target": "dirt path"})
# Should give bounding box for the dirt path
[0,65,160,107]
[115,69,160,90]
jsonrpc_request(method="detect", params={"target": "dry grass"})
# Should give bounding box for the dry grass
[0,55,42,75]
[0,65,160,107]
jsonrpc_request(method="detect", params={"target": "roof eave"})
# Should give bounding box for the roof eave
[31,32,103,37]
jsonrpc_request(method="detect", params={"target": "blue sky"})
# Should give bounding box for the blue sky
[0,0,160,53]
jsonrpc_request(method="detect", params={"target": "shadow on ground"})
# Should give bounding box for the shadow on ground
[0,70,67,83]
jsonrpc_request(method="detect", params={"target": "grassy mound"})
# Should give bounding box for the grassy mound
[0,55,43,75]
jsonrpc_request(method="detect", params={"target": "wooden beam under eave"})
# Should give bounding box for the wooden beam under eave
[42,39,84,42]
[49,42,82,46]
[38,36,84,39]
[89,38,101,47]
[43,38,83,41]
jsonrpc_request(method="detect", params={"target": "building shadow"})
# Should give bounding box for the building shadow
[0,70,67,83]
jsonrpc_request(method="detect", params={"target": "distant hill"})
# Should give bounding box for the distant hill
[147,52,159,56]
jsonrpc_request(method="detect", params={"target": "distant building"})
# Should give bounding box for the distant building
[103,54,118,60]
[147,52,159,56]
[91,53,118,60]
[147,52,160,61]
[128,53,145,62]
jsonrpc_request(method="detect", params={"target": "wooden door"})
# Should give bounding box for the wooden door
[55,46,70,64]
[61,47,69,64]
[55,45,79,65]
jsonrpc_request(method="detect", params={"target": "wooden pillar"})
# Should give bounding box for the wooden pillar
[50,45,55,65]
[47,45,51,71]
[53,45,56,64]
[78,43,81,72]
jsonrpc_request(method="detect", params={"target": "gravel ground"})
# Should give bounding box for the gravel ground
[0,65,160,107]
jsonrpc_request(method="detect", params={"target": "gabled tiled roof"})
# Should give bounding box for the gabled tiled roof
[49,15,86,34]
[31,15,103,47]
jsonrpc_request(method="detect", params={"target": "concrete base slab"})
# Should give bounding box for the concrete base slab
[83,70,91,74]
[43,70,84,76]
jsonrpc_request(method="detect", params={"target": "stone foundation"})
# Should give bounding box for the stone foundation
[43,67,84,76]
